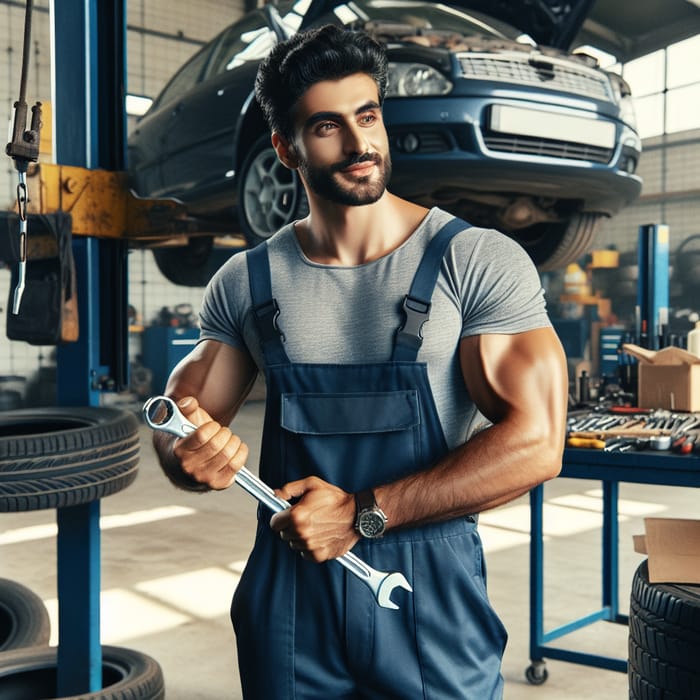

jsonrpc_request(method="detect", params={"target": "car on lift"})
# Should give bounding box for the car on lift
[127,0,642,286]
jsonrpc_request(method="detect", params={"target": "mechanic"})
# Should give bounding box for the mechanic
[152,24,568,699]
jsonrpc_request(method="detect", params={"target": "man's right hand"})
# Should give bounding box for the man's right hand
[172,396,249,491]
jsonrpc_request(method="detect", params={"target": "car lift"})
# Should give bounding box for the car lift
[1,1,222,694]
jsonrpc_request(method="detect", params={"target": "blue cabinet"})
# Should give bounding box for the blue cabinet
[141,326,199,394]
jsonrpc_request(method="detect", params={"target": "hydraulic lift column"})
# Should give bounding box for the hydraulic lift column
[51,0,128,694]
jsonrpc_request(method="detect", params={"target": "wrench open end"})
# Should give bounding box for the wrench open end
[377,572,413,610]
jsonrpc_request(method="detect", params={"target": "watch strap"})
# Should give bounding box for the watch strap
[355,488,377,516]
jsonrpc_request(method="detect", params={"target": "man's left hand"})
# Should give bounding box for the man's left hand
[270,476,359,562]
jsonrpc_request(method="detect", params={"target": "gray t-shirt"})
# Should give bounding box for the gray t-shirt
[199,207,550,448]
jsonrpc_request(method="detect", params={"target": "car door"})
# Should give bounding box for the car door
[128,42,215,199]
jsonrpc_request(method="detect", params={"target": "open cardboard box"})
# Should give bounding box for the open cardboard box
[622,343,700,411]
[634,518,700,584]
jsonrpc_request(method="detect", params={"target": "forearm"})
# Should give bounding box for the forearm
[375,416,562,530]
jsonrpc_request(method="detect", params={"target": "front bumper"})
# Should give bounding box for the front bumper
[383,94,642,216]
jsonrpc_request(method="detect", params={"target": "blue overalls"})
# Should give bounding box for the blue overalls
[231,220,507,699]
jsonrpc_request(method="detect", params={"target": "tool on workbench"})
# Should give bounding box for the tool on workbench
[143,395,413,610]
[649,434,672,451]
[671,434,696,455]
[566,437,606,449]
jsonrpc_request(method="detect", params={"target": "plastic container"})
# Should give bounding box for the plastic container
[688,321,700,358]
[563,263,588,296]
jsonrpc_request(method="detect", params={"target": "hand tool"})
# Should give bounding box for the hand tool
[603,439,635,453]
[566,437,606,449]
[143,395,413,610]
[671,434,695,455]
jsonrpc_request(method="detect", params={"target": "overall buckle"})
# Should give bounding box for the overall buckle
[396,295,431,351]
[253,298,285,344]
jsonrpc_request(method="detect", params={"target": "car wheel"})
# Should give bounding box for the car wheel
[0,407,139,512]
[0,644,164,699]
[513,212,604,271]
[152,237,237,287]
[238,135,308,248]
[0,579,50,652]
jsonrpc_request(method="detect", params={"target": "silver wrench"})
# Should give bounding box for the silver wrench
[142,395,412,610]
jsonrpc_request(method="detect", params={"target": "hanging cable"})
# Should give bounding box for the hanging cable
[5,0,42,314]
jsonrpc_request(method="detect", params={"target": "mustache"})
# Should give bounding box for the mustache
[331,152,382,173]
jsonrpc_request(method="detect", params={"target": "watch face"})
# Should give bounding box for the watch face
[359,511,386,538]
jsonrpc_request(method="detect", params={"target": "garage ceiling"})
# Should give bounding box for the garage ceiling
[577,0,700,62]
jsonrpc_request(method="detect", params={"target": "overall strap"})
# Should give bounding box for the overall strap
[392,217,469,362]
[246,243,290,366]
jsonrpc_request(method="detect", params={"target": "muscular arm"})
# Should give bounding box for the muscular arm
[377,326,568,526]
[152,339,258,492]
[272,326,568,559]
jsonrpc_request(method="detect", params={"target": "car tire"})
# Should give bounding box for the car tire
[0,644,165,699]
[628,560,700,699]
[0,579,51,652]
[515,212,603,271]
[238,135,308,248]
[152,237,237,287]
[0,407,139,512]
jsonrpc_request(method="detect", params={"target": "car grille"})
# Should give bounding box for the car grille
[457,53,613,102]
[483,133,613,164]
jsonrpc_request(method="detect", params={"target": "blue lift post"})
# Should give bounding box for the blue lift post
[52,0,128,694]
[636,223,670,349]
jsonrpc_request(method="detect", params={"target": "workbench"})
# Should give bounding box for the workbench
[526,447,700,684]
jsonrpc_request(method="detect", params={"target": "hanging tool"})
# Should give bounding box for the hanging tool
[142,395,413,610]
[5,0,42,314]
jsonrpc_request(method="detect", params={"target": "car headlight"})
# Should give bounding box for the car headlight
[387,62,452,97]
[608,72,637,131]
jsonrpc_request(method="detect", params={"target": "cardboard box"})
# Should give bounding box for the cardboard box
[634,518,700,584]
[622,344,700,411]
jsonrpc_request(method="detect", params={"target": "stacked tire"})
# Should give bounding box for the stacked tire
[0,407,165,699]
[629,560,700,699]
[0,578,51,652]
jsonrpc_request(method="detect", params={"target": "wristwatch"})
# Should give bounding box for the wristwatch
[354,489,387,538]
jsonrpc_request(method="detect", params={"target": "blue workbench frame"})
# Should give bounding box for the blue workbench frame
[529,447,700,679]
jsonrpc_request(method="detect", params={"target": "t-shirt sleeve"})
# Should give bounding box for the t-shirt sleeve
[454,228,551,337]
[197,252,250,350]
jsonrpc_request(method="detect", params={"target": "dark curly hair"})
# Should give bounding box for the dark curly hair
[255,24,388,141]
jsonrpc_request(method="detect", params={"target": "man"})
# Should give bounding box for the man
[153,24,568,699]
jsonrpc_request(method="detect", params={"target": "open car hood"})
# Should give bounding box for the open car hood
[448,0,596,49]
[302,0,596,50]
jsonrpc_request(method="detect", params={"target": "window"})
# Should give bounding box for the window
[206,12,272,76]
[622,37,700,140]
[154,45,213,109]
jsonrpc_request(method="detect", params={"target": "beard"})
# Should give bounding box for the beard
[298,150,393,207]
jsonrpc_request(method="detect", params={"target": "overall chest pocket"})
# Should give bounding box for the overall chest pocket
[279,391,421,492]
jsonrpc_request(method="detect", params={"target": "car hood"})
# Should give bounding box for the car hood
[303,0,595,50]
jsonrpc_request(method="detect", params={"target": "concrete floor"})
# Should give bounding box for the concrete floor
[3,396,699,699]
